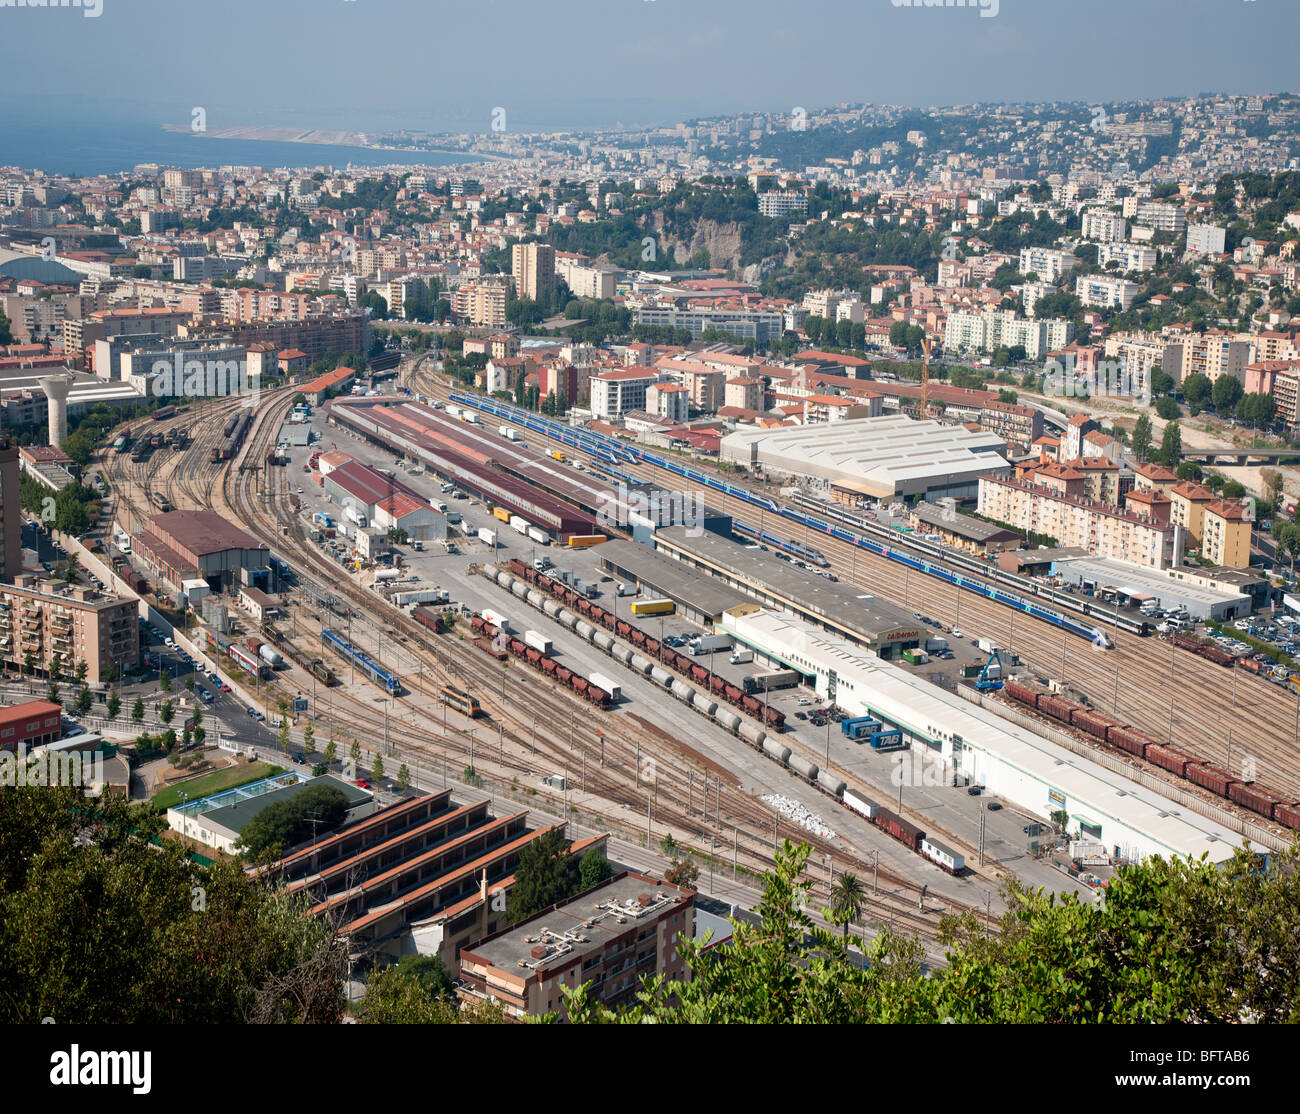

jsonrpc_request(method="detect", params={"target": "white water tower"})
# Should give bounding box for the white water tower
[39,372,74,449]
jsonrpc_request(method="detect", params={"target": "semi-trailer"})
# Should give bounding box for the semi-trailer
[690,633,732,656]
[588,673,621,702]
[524,630,553,655]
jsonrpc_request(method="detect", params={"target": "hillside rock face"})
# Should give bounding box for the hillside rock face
[643,211,748,270]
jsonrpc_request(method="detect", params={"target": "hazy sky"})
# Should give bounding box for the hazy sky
[3,0,1295,135]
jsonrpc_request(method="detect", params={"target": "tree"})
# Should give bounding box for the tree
[396,763,410,791]
[349,738,361,767]
[47,681,60,707]
[1264,468,1285,511]
[1154,396,1181,421]
[277,715,291,751]
[664,857,700,890]
[75,685,92,715]
[827,872,866,944]
[1212,375,1244,412]
[506,829,578,925]
[0,784,348,1023]
[1221,480,1246,499]
[303,724,315,754]
[159,669,171,693]
[1182,372,1212,414]
[323,739,337,767]
[578,849,613,891]
[1131,414,1153,463]
[236,784,350,860]
[1176,461,1204,481]
[185,675,195,693]
[1149,370,1175,397]
[392,954,455,1000]
[22,650,35,676]
[132,697,144,723]
[372,753,384,782]
[74,659,88,685]
[106,690,120,719]
[160,699,174,725]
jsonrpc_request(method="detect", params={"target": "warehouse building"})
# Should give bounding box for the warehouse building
[132,510,271,595]
[1051,556,1251,621]
[720,606,1258,865]
[653,525,926,660]
[322,459,445,541]
[719,415,1011,502]
[908,502,1020,555]
[597,539,750,626]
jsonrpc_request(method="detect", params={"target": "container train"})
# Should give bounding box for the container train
[449,391,1148,647]
[485,558,970,876]
[1002,679,1300,833]
[468,614,612,708]
[321,627,402,695]
[501,558,784,730]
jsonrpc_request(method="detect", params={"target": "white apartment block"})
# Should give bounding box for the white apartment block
[556,260,616,300]
[451,279,511,327]
[1134,200,1187,235]
[943,308,1075,361]
[1019,246,1078,283]
[1186,223,1227,257]
[978,476,1176,569]
[1080,209,1127,242]
[1075,273,1142,311]
[1096,242,1158,273]
[590,369,658,419]
[759,191,809,219]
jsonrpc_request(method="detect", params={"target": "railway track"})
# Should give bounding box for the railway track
[214,388,974,937]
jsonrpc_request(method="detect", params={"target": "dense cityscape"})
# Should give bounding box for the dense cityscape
[1,0,1297,1066]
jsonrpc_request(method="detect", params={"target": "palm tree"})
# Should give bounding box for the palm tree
[827,872,865,944]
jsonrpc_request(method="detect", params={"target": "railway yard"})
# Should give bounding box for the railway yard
[85,354,1300,955]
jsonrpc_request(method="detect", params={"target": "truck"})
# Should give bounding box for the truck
[925,637,949,653]
[691,633,732,656]
[630,598,674,617]
[742,670,799,693]
[975,637,999,654]
[549,450,567,463]
[345,506,368,528]
[526,526,550,545]
[524,630,553,655]
[374,568,401,583]
[509,514,530,535]
[434,501,449,513]
[588,673,621,702]
[112,524,132,554]
[478,527,498,548]
[616,582,637,597]
[445,511,462,525]
[729,648,754,665]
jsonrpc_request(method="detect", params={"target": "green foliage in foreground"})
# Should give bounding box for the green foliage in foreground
[551,840,1300,1024]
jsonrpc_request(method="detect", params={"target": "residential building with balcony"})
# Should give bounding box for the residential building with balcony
[0,576,139,684]
[1202,499,1252,567]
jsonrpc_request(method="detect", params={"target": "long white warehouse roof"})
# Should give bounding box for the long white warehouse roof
[719,414,1010,496]
[720,606,1258,865]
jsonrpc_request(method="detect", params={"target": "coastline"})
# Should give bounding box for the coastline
[159,123,507,162]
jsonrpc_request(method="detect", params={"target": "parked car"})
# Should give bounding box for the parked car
[986,801,1003,811]
[967,786,981,796]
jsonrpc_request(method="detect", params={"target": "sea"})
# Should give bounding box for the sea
[0,119,487,177]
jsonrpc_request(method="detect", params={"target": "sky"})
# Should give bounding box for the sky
[2,0,1296,136]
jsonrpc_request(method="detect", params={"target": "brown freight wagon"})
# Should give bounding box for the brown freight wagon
[1185,762,1238,798]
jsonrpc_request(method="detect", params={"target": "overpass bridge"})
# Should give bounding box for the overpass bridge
[1178,446,1300,466]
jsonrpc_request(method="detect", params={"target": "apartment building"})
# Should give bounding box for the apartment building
[557,260,616,300]
[631,305,784,345]
[1068,456,1120,505]
[1134,200,1187,235]
[1274,370,1299,427]
[724,377,764,412]
[1133,462,1178,494]
[538,362,580,407]
[758,191,808,219]
[0,436,19,581]
[979,399,1043,452]
[1019,246,1078,283]
[681,365,726,411]
[0,576,139,684]
[1202,499,1252,567]
[63,307,190,359]
[1186,223,1227,256]
[1075,273,1142,311]
[1169,480,1216,546]
[1080,209,1127,242]
[645,383,689,422]
[451,279,511,328]
[943,308,1074,360]
[978,473,1177,568]
[1096,242,1158,273]
[590,369,658,419]
[181,313,369,364]
[456,872,694,1021]
[511,242,556,302]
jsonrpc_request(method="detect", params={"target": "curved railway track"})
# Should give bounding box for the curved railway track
[212,387,978,937]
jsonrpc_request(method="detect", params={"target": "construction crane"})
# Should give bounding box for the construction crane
[920,335,932,417]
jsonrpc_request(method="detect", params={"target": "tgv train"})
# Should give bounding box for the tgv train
[449,393,1145,646]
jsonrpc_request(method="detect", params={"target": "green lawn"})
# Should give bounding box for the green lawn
[151,761,286,810]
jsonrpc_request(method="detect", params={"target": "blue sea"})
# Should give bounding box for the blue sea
[0,119,487,176]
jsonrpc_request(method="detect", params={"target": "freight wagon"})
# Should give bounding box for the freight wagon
[920,836,965,875]
[227,643,271,680]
